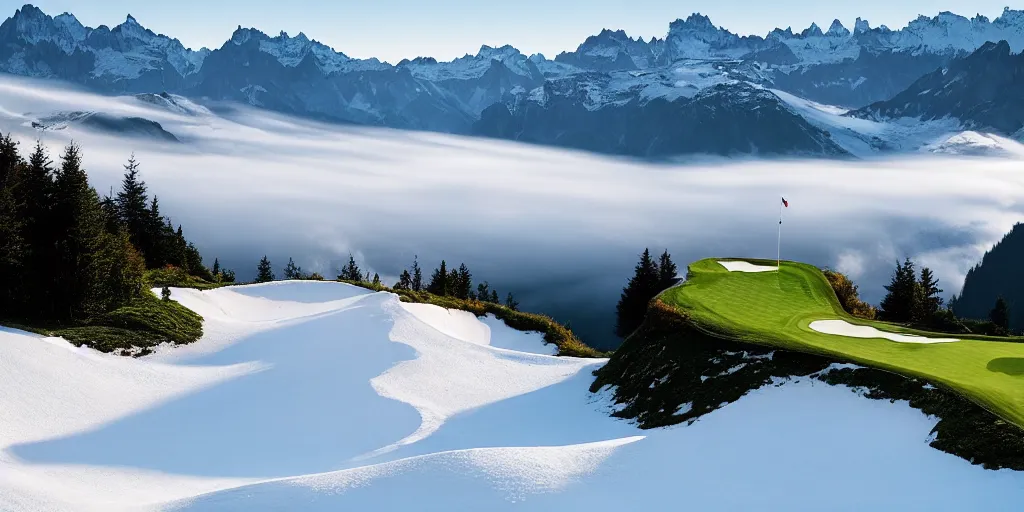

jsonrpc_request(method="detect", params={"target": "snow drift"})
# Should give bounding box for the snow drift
[2,282,1023,510]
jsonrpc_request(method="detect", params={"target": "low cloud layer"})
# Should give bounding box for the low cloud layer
[1,75,1021,348]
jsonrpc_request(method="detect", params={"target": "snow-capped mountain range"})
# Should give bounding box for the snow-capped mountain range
[3,3,1024,158]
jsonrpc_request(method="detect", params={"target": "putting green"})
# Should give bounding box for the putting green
[661,258,1024,429]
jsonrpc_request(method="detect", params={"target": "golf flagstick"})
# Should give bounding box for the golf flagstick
[778,197,788,271]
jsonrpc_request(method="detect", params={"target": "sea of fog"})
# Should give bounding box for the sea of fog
[0,75,1021,349]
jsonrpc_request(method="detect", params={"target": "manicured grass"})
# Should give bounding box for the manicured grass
[661,258,1024,429]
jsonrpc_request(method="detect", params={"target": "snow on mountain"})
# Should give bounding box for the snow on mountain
[3,281,1024,510]
[401,45,541,82]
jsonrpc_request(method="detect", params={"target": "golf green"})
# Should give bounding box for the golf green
[661,258,1024,429]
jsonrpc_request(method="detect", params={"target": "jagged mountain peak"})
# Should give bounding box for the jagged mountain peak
[827,19,850,37]
[854,17,871,34]
[800,22,823,38]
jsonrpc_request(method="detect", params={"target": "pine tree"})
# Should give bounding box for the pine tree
[88,228,146,313]
[52,142,105,319]
[0,134,24,315]
[147,196,169,267]
[505,292,520,311]
[395,270,413,290]
[476,282,491,303]
[221,268,236,283]
[18,140,56,317]
[372,273,381,286]
[916,267,944,322]
[991,297,1010,333]
[284,257,302,279]
[338,254,362,281]
[615,248,661,338]
[879,258,919,323]
[256,256,275,283]
[115,154,153,265]
[427,260,449,295]
[658,250,678,289]
[212,258,221,277]
[453,263,472,299]
[411,256,423,292]
[490,290,499,304]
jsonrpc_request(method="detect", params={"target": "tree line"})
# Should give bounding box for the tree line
[615,249,678,338]
[0,136,223,323]
[255,254,520,310]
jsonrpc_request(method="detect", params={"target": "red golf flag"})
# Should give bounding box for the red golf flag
[782,197,789,208]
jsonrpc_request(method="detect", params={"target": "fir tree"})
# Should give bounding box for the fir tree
[490,290,499,304]
[338,254,362,281]
[52,142,104,318]
[411,256,423,292]
[372,273,381,286]
[88,228,146,313]
[256,256,275,283]
[879,258,919,323]
[19,141,56,317]
[658,250,678,289]
[991,297,1010,333]
[212,258,221,277]
[505,292,520,311]
[476,282,491,303]
[0,134,23,315]
[395,270,413,290]
[615,249,661,338]
[221,268,236,283]
[916,267,944,322]
[115,154,153,265]
[427,260,449,295]
[453,263,472,299]
[284,257,302,279]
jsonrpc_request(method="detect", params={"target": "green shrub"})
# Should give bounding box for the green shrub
[98,291,203,345]
[146,265,228,290]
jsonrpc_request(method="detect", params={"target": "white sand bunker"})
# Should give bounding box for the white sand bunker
[718,261,778,273]
[809,320,959,344]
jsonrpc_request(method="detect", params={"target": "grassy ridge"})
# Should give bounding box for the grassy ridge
[338,280,603,358]
[661,258,1024,428]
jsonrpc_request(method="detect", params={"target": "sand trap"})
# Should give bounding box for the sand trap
[809,320,959,344]
[718,261,778,273]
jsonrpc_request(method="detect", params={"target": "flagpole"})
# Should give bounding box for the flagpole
[777,199,782,271]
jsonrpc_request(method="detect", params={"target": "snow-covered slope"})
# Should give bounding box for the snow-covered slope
[3,282,1024,510]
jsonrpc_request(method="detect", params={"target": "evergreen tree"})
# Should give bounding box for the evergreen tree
[490,290,499,304]
[115,154,153,265]
[916,267,944,322]
[161,286,172,301]
[505,292,519,311]
[658,250,678,289]
[879,258,919,323]
[615,249,661,338]
[212,258,221,277]
[0,135,23,315]
[372,273,381,286]
[221,268,236,283]
[476,282,491,303]
[395,270,413,290]
[284,257,302,279]
[991,297,1010,333]
[18,141,56,317]
[99,189,120,234]
[338,254,362,281]
[411,256,423,292]
[453,263,472,299]
[52,142,105,319]
[427,260,449,295]
[256,256,275,283]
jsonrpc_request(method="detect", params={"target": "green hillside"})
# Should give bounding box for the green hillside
[661,258,1024,429]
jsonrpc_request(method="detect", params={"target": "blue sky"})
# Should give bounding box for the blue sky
[1,1,1013,63]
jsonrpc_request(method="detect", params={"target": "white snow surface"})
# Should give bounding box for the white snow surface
[3,282,1024,510]
[810,320,960,344]
[718,260,778,273]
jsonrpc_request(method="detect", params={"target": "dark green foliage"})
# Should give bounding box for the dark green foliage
[221,268,236,283]
[89,228,147,313]
[338,254,362,281]
[0,135,24,315]
[19,141,57,318]
[212,258,220,277]
[372,273,381,286]
[256,256,275,283]
[879,258,918,323]
[161,286,171,301]
[490,290,499,303]
[452,263,472,299]
[954,223,1024,331]
[992,297,1011,334]
[427,260,449,295]
[283,257,303,279]
[395,270,413,290]
[658,249,678,289]
[615,248,662,338]
[476,282,492,303]
[916,267,944,321]
[115,154,155,264]
[51,142,105,319]
[505,292,519,311]
[411,256,423,292]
